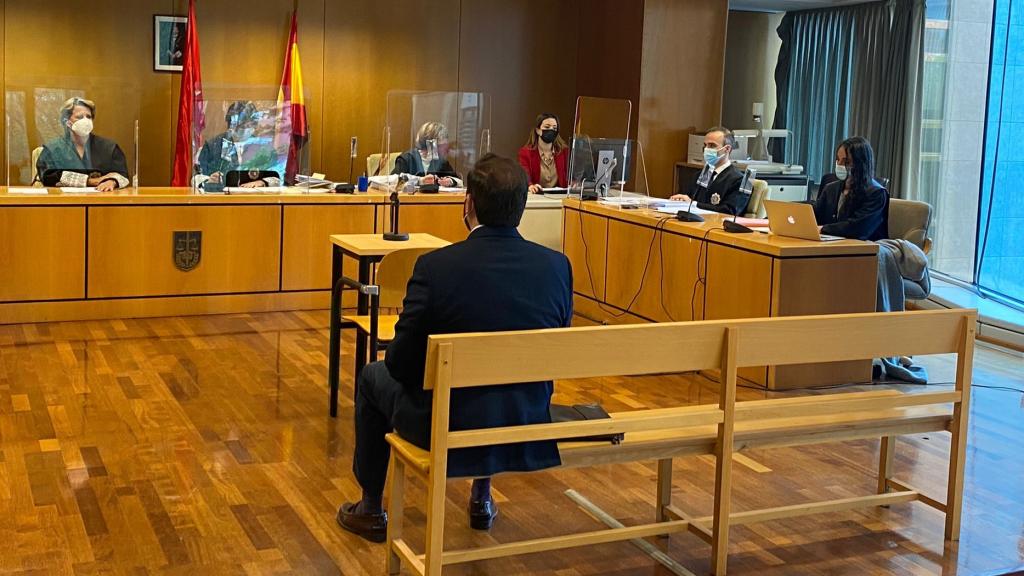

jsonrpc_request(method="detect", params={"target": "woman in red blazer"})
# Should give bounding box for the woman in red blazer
[518,113,569,193]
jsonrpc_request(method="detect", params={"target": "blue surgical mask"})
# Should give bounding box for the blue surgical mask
[835,163,848,181]
[703,147,720,166]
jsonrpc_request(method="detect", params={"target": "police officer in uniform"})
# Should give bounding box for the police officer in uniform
[671,126,748,216]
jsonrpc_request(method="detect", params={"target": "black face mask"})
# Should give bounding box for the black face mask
[540,129,558,144]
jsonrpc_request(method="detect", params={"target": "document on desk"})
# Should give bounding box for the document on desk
[439,186,466,193]
[7,187,48,195]
[60,187,98,193]
[654,203,717,216]
[598,196,649,208]
[223,186,286,193]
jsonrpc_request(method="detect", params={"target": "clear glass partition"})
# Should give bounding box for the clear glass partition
[5,77,140,190]
[375,90,491,190]
[568,96,644,198]
[192,85,311,193]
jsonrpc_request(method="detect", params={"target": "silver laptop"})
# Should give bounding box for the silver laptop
[763,200,845,242]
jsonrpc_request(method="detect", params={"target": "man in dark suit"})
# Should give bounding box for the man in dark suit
[196,101,281,189]
[337,154,574,542]
[671,126,749,216]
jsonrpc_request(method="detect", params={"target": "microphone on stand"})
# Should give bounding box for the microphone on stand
[675,200,705,223]
[383,191,409,241]
[334,136,359,193]
[348,136,357,183]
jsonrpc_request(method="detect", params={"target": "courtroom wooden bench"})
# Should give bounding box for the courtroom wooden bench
[384,309,976,575]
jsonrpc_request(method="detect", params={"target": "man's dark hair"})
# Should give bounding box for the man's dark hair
[466,153,528,227]
[705,126,738,150]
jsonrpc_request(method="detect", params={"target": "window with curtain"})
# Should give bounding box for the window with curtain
[977,0,1024,306]
[772,0,925,198]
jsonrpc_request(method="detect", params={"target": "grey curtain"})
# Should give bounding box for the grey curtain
[773,0,926,198]
[850,0,925,199]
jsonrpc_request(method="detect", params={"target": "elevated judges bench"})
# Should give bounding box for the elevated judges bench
[385,309,976,575]
[561,198,881,389]
[0,187,472,324]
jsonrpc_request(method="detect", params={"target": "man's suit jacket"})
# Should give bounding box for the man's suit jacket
[385,226,573,478]
[812,178,889,240]
[687,163,748,216]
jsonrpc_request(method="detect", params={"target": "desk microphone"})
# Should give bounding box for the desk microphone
[348,136,358,183]
[676,200,705,223]
[383,191,409,241]
[723,213,753,233]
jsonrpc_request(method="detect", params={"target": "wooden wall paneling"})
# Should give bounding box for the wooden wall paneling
[562,207,608,302]
[0,207,85,302]
[574,0,643,139]
[4,0,176,186]
[320,0,461,184]
[604,219,703,322]
[457,0,580,159]
[281,204,376,296]
[638,0,728,198]
[87,205,281,298]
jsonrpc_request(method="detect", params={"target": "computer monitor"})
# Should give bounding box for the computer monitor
[569,137,633,198]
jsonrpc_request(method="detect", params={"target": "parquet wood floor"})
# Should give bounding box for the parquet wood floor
[0,311,1021,575]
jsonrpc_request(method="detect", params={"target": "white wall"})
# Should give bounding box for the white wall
[722,11,784,133]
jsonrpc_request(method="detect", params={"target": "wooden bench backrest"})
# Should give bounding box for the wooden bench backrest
[422,309,976,459]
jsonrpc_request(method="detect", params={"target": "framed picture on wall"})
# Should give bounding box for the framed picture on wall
[154,15,187,72]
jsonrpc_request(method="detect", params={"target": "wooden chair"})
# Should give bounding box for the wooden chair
[367,152,402,177]
[384,309,976,575]
[339,247,437,376]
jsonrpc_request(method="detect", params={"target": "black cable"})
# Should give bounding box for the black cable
[659,216,677,321]
[689,227,719,322]
[577,204,670,320]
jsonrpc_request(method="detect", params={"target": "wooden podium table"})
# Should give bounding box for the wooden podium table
[561,199,879,389]
[326,233,450,416]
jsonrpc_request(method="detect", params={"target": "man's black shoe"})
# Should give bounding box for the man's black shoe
[469,499,498,530]
[337,502,387,543]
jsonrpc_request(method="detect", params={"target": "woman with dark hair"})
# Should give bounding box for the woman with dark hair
[518,113,568,194]
[812,136,889,240]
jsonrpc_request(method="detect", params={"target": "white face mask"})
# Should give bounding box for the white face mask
[835,163,848,181]
[71,117,93,138]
